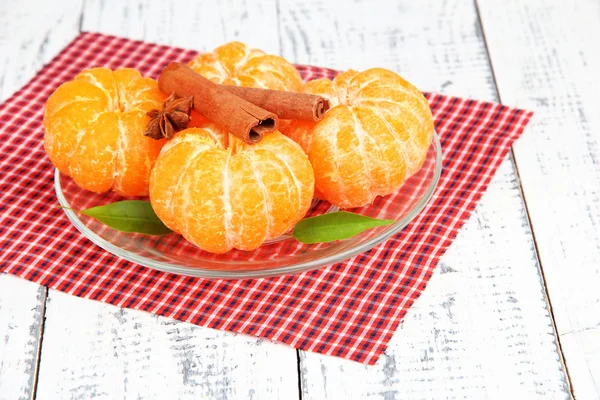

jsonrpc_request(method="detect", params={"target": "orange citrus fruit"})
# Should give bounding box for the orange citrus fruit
[282,68,434,209]
[149,125,314,253]
[188,42,302,91]
[44,67,167,196]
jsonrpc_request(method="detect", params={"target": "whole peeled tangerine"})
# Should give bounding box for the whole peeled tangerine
[188,41,303,91]
[282,68,435,209]
[149,125,314,253]
[43,67,168,196]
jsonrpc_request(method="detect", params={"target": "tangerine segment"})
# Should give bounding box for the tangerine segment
[44,67,168,195]
[69,112,119,193]
[187,118,229,148]
[303,79,339,107]
[213,41,250,77]
[114,69,164,112]
[239,55,302,90]
[149,127,314,253]
[189,42,302,91]
[281,67,434,209]
[43,100,107,175]
[310,106,374,208]
[149,129,217,231]
[251,133,314,235]
[178,149,230,254]
[44,81,108,117]
[278,120,313,158]
[75,67,120,111]
[267,121,324,200]
[127,77,166,112]
[353,106,407,192]
[227,154,269,250]
[113,68,141,107]
[113,111,165,197]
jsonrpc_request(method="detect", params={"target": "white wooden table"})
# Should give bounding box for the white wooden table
[1,0,598,399]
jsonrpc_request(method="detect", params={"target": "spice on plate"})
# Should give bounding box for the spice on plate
[221,85,330,122]
[158,62,278,144]
[144,94,194,140]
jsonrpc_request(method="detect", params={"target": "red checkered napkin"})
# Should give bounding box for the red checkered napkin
[0,32,533,364]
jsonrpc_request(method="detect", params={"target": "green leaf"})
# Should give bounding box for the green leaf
[80,200,172,236]
[292,211,395,244]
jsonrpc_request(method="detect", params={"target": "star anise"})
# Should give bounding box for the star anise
[144,94,194,140]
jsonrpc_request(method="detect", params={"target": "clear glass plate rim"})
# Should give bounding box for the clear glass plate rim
[55,132,442,279]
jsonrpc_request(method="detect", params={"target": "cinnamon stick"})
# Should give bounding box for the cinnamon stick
[221,85,330,122]
[158,62,277,144]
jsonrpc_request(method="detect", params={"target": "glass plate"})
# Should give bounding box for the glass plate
[55,132,442,279]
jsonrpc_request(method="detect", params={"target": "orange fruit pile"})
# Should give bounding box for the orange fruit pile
[188,42,302,91]
[149,125,314,253]
[44,67,167,196]
[44,42,434,254]
[282,68,434,209]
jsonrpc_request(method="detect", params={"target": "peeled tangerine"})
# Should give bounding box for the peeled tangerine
[149,125,314,253]
[44,68,167,196]
[188,41,302,91]
[282,68,435,209]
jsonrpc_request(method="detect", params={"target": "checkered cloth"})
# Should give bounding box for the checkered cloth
[0,32,533,364]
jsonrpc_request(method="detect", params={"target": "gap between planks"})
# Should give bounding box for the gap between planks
[474,0,573,396]
[276,2,304,399]
[29,287,48,400]
[77,0,86,32]
[296,349,303,400]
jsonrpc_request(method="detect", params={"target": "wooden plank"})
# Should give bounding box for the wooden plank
[81,0,280,53]
[477,0,600,398]
[36,291,298,399]
[0,276,46,400]
[277,0,572,398]
[34,1,300,399]
[0,0,83,101]
[0,1,82,399]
